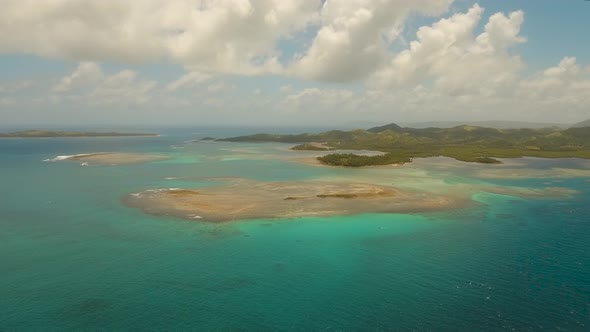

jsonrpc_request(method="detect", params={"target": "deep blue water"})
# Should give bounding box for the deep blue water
[1,129,589,331]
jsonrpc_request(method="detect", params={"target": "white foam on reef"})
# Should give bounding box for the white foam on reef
[43,153,94,162]
[165,177,178,180]
[131,188,184,198]
[144,189,167,193]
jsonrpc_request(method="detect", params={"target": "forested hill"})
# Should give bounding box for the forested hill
[572,119,590,128]
[222,123,590,149]
[220,124,590,166]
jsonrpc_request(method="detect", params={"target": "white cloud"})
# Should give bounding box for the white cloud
[53,62,103,92]
[89,70,157,105]
[206,82,227,93]
[275,56,590,124]
[517,57,590,112]
[0,80,34,94]
[0,97,14,106]
[290,0,454,82]
[166,71,211,91]
[52,62,157,105]
[2,2,590,125]
[0,0,456,80]
[0,0,320,75]
[281,87,357,112]
[372,4,525,98]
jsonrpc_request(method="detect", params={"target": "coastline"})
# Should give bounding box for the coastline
[220,124,590,167]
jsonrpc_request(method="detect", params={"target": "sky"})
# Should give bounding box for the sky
[0,0,589,128]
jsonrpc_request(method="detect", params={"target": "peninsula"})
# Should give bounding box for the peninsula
[0,130,158,138]
[220,123,590,166]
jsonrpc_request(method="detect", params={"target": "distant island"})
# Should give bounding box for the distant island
[572,119,590,128]
[220,123,590,167]
[0,130,158,138]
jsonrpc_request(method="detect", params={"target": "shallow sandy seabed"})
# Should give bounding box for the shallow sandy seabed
[64,152,169,165]
[124,174,577,222]
[473,167,590,179]
[124,179,465,222]
[481,186,579,198]
[286,154,590,179]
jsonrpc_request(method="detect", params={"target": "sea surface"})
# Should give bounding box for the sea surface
[1,128,589,331]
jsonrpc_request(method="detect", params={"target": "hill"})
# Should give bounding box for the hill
[572,119,590,128]
[400,121,567,129]
[221,123,590,166]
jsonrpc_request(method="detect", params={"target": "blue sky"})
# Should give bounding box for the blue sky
[0,0,589,127]
[457,0,590,69]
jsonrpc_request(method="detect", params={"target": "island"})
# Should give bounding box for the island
[0,130,158,138]
[219,123,590,166]
[291,142,335,151]
[124,177,577,223]
[44,152,169,165]
[124,179,462,222]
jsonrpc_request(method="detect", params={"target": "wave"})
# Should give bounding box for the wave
[43,153,95,162]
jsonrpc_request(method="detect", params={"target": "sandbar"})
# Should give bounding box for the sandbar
[45,152,169,165]
[124,179,463,222]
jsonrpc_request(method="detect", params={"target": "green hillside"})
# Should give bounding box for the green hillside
[221,124,590,166]
[572,119,590,128]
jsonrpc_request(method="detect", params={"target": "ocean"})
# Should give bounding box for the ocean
[1,128,589,331]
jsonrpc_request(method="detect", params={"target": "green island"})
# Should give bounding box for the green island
[291,142,335,151]
[220,123,590,166]
[0,130,158,138]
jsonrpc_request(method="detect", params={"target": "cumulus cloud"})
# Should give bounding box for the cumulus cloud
[281,87,357,112]
[53,62,104,92]
[372,4,525,98]
[89,70,157,105]
[2,2,589,125]
[290,0,454,82]
[52,62,157,105]
[276,56,590,124]
[166,71,211,91]
[0,80,34,94]
[517,57,590,111]
[0,0,458,81]
[0,0,320,74]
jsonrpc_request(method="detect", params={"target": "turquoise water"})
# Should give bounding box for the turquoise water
[1,130,589,331]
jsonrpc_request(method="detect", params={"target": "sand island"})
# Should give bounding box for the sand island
[45,152,169,165]
[124,179,462,222]
[124,167,579,222]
